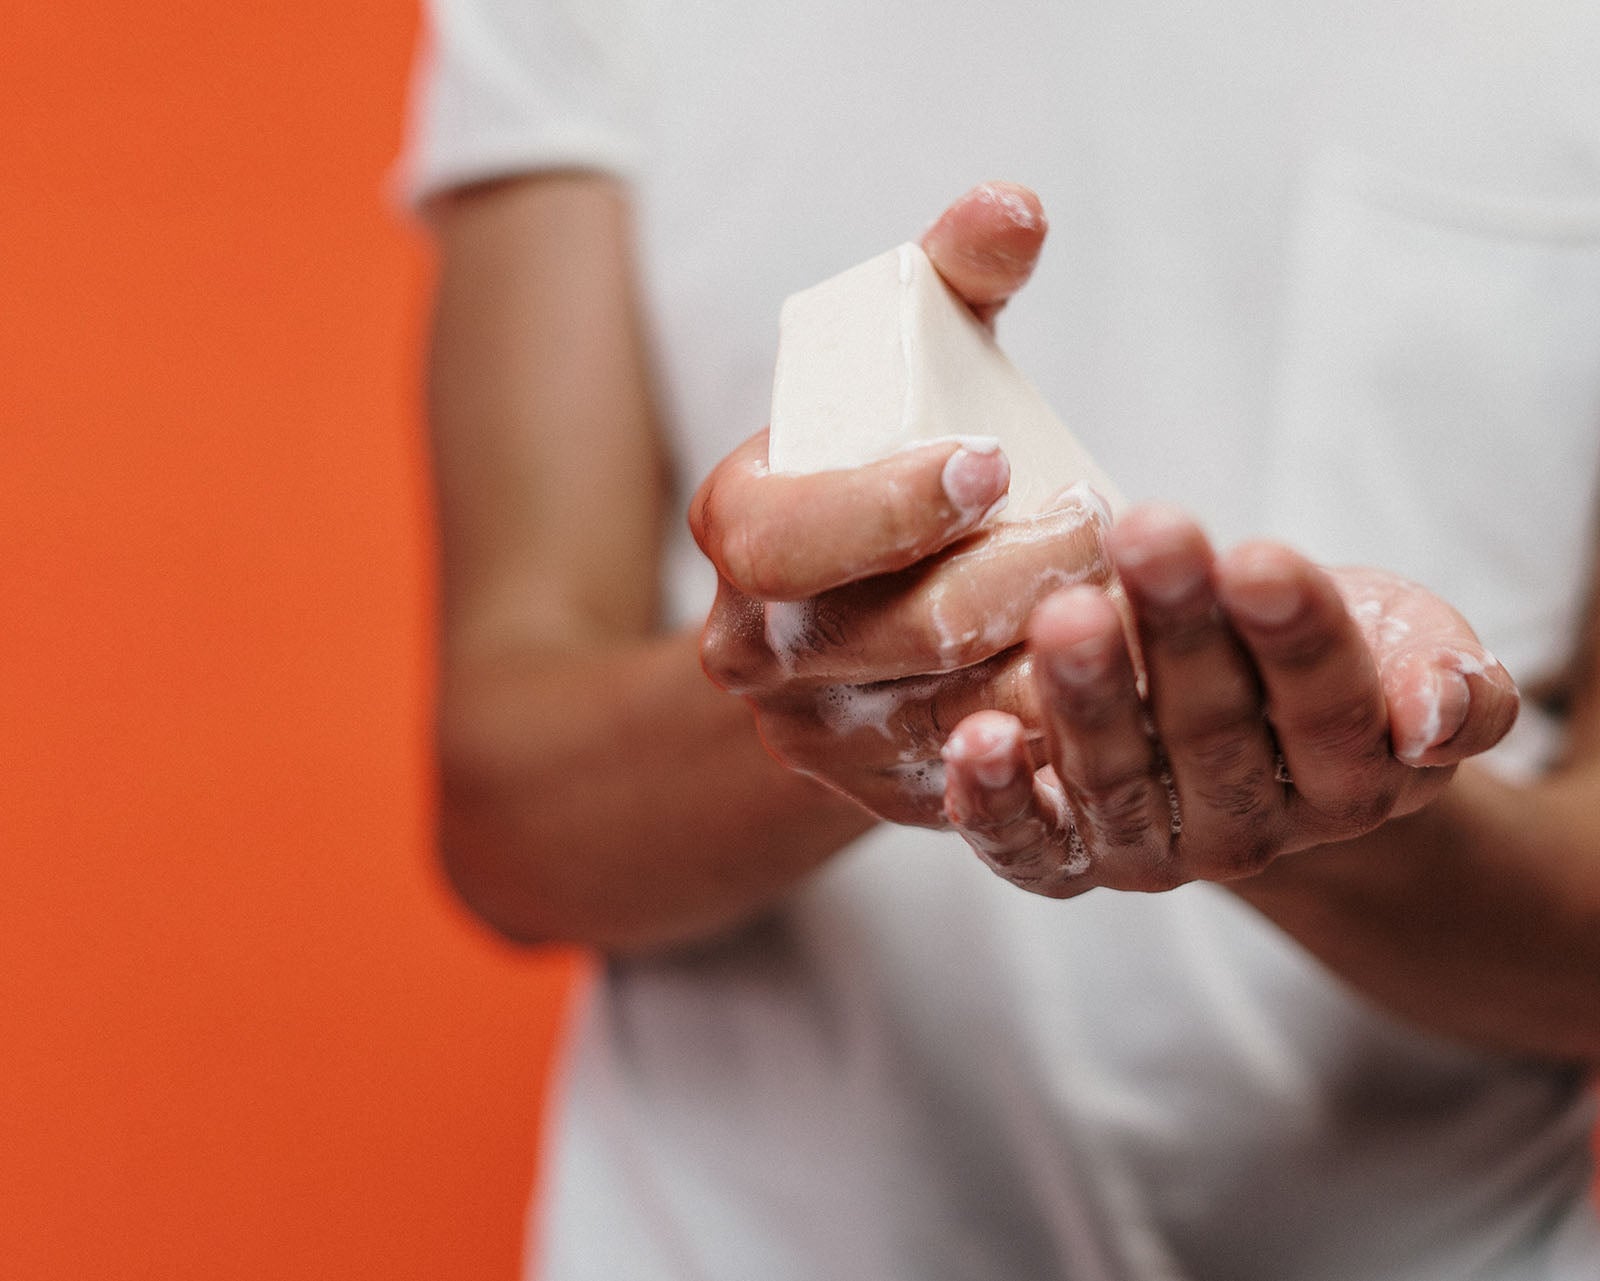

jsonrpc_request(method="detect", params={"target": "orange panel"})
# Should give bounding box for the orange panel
[0,2,580,1277]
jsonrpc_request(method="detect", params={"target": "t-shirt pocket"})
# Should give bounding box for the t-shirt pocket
[1264,147,1600,698]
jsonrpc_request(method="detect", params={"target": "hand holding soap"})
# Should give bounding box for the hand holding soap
[768,242,1121,518]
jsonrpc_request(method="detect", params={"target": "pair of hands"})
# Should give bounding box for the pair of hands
[690,184,1519,898]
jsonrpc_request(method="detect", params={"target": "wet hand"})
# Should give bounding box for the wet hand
[690,182,1118,825]
[941,505,1520,894]
[692,431,1109,825]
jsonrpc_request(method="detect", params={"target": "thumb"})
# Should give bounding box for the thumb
[920,181,1047,329]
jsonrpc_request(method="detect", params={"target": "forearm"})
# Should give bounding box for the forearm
[436,626,874,953]
[1232,761,1600,1065]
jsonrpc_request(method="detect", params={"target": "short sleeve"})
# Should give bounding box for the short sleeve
[398,0,646,205]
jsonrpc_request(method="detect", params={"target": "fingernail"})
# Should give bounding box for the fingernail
[973,181,1045,231]
[1398,668,1470,764]
[942,715,1023,789]
[1224,572,1301,627]
[1114,507,1205,604]
[1044,481,1112,525]
[942,446,1010,514]
[1048,633,1112,686]
[967,754,1015,791]
[1126,552,1203,606]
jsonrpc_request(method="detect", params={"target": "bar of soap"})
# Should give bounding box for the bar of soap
[768,242,1122,517]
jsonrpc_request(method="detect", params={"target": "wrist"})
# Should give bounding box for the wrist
[1228,764,1495,912]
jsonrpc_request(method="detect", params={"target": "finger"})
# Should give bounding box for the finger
[942,713,1091,897]
[761,752,946,829]
[1383,646,1520,767]
[1110,507,1285,877]
[689,430,1010,601]
[1031,585,1177,888]
[767,496,1109,681]
[1216,542,1399,832]
[700,494,1106,696]
[698,578,769,694]
[757,649,1044,773]
[1329,567,1522,770]
[800,755,952,830]
[921,181,1047,329]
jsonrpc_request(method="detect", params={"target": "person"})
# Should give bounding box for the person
[404,2,1600,1276]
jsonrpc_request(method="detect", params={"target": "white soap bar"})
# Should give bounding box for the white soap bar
[768,242,1122,517]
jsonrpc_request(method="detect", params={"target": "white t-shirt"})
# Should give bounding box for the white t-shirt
[405,3,1600,1277]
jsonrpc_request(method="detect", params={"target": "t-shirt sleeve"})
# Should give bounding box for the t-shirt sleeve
[399,0,644,205]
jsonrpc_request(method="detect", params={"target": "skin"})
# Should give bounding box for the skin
[429,172,871,954]
[431,173,1600,1063]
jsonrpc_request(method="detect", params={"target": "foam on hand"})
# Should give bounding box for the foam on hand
[767,242,1122,518]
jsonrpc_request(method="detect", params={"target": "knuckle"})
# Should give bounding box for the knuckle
[1077,776,1159,851]
[1074,742,1155,794]
[877,483,936,554]
[1190,759,1277,823]
[966,827,1043,868]
[811,601,852,651]
[889,696,946,761]
[1170,707,1265,775]
[724,520,784,598]
[996,864,1075,899]
[1197,816,1279,880]
[1287,694,1386,763]
[1264,623,1342,673]
[1321,774,1402,833]
[699,622,766,693]
[956,793,1040,845]
[962,822,1082,894]
[767,599,850,666]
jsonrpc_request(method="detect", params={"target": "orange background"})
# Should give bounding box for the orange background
[4,4,1597,1279]
[1,2,582,1277]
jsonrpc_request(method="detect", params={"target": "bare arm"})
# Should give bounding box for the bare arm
[427,173,868,953]
[426,176,1063,952]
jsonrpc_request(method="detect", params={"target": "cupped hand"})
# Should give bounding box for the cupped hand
[941,505,1521,894]
[690,183,1113,826]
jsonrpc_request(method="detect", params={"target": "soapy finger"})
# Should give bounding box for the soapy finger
[768,686,1041,832]
[1327,567,1520,770]
[943,712,1094,897]
[758,649,1044,772]
[1381,647,1518,769]
[762,495,1110,682]
[1215,542,1398,829]
[921,181,1048,329]
[689,429,1011,601]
